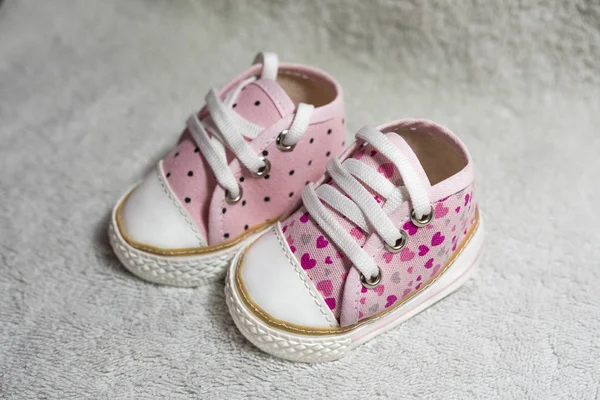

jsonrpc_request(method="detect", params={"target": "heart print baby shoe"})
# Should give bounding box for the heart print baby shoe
[109,52,346,287]
[226,119,484,362]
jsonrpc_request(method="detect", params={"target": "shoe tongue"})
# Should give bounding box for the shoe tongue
[349,130,431,188]
[229,77,296,127]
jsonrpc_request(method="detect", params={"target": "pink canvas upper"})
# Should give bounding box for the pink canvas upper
[161,61,346,245]
[279,119,478,327]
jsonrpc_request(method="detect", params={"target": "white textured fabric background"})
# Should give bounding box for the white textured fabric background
[1,1,599,399]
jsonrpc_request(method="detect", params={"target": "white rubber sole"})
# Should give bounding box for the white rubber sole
[226,217,484,362]
[108,194,272,287]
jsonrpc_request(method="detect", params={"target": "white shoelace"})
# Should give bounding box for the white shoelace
[302,126,433,281]
[185,53,314,201]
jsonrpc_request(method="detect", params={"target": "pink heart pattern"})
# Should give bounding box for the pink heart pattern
[377,162,395,178]
[316,279,333,297]
[383,252,394,263]
[400,247,415,262]
[350,227,364,240]
[281,182,476,324]
[435,202,449,218]
[325,298,336,310]
[299,212,309,223]
[403,220,418,236]
[385,295,397,308]
[300,253,316,270]
[316,235,329,249]
[431,232,445,246]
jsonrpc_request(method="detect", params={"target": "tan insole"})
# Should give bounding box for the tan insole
[276,72,336,107]
[395,128,467,185]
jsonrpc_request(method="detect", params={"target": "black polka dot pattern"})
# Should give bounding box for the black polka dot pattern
[187,118,349,241]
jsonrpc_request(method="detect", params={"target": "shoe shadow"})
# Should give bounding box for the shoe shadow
[205,274,276,361]
[91,209,139,281]
[93,207,275,361]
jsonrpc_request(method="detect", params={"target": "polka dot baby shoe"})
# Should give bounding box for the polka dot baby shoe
[226,119,484,362]
[109,52,347,287]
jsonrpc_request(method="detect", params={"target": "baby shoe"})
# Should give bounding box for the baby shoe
[226,119,484,362]
[109,52,346,287]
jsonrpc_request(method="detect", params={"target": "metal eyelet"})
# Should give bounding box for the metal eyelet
[251,157,271,178]
[360,267,382,289]
[276,130,295,152]
[224,186,243,204]
[411,207,434,227]
[384,230,408,253]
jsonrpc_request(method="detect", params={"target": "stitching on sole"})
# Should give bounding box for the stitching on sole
[225,277,351,361]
